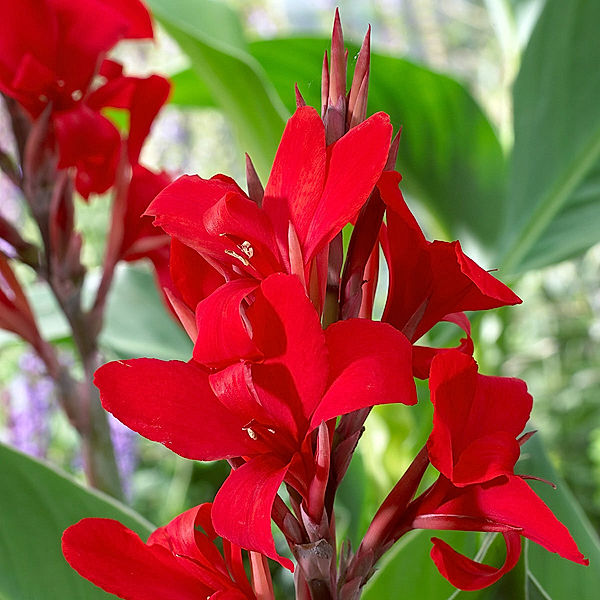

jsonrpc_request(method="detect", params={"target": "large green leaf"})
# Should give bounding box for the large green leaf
[0,442,153,600]
[248,38,506,248]
[500,0,600,273]
[147,0,288,179]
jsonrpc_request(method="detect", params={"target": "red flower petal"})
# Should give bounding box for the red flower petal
[433,476,588,565]
[95,359,254,460]
[213,455,294,570]
[380,171,521,340]
[52,0,137,94]
[98,0,154,39]
[88,73,171,163]
[149,505,229,580]
[430,532,521,591]
[62,518,215,600]
[427,351,532,486]
[147,174,247,259]
[193,279,261,368]
[452,432,521,486]
[53,106,121,198]
[202,192,282,276]
[263,106,327,258]
[304,112,392,262]
[175,235,223,297]
[311,319,416,428]
[0,1,55,99]
[247,273,329,420]
[119,164,171,261]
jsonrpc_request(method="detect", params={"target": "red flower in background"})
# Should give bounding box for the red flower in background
[62,503,256,599]
[408,351,588,590]
[147,106,392,312]
[0,0,170,198]
[94,273,416,565]
[0,0,152,117]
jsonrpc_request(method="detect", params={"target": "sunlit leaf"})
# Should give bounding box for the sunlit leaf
[0,442,153,600]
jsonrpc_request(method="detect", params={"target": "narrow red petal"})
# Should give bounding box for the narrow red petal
[193,280,261,368]
[431,532,521,591]
[434,476,588,565]
[169,238,225,311]
[149,505,229,579]
[263,106,327,256]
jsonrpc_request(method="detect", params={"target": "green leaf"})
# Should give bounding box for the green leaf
[169,68,215,107]
[249,38,506,247]
[100,264,192,361]
[500,0,600,273]
[0,442,153,600]
[146,0,288,179]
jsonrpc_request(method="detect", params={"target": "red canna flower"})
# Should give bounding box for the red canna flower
[408,351,588,590]
[146,106,392,311]
[0,1,170,198]
[62,503,257,599]
[53,64,170,198]
[378,172,520,375]
[94,273,416,566]
[0,0,153,118]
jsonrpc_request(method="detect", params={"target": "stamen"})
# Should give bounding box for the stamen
[239,240,254,258]
[245,427,258,441]
[224,249,250,266]
[71,89,83,101]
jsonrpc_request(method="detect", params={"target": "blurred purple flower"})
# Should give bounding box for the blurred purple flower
[4,353,54,458]
[108,414,138,500]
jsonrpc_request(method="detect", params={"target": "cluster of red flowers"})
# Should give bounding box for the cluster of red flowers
[1,2,588,599]
[0,0,173,368]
